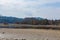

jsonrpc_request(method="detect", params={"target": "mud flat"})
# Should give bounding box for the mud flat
[0,28,60,40]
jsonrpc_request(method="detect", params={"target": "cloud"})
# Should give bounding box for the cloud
[0,0,60,19]
[40,2,60,8]
[32,7,60,19]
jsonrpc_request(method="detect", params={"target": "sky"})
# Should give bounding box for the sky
[0,0,60,19]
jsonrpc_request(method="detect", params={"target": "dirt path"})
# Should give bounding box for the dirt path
[0,28,60,40]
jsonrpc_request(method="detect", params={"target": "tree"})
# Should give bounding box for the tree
[39,19,49,25]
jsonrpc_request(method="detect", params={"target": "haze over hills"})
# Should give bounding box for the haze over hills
[0,16,60,25]
[0,16,23,23]
[0,16,43,24]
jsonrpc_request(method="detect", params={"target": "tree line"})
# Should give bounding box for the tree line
[0,16,60,25]
[15,18,60,25]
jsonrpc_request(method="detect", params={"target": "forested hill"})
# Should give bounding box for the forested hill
[0,16,44,24]
[0,16,23,23]
[0,16,60,25]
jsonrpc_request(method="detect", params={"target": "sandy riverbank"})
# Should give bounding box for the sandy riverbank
[0,28,60,40]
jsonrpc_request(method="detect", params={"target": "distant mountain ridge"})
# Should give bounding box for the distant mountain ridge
[33,17,44,20]
[0,16,43,23]
[0,16,23,23]
[0,16,60,25]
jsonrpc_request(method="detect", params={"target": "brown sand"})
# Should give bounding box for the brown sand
[0,28,60,40]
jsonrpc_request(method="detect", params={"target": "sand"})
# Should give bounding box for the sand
[0,28,60,40]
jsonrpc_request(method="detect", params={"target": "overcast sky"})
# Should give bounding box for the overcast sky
[0,0,60,19]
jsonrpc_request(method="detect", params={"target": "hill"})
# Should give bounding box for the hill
[0,16,43,24]
[0,16,23,23]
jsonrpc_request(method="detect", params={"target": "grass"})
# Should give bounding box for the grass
[0,24,60,30]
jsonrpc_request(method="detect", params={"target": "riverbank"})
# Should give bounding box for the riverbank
[0,28,60,40]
